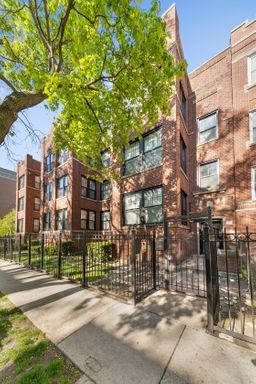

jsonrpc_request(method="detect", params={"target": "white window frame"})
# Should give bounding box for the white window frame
[249,109,256,144]
[252,167,256,200]
[198,111,218,145]
[198,160,220,189]
[248,53,256,87]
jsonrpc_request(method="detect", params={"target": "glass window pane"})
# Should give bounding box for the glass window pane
[253,127,256,142]
[125,157,141,176]
[200,127,217,144]
[199,113,217,133]
[251,56,256,71]
[124,192,141,210]
[102,151,110,166]
[144,188,162,207]
[252,70,256,85]
[89,211,95,221]
[144,128,162,152]
[251,111,256,128]
[144,147,162,170]
[81,210,87,219]
[125,141,140,160]
[144,206,163,223]
[125,209,140,225]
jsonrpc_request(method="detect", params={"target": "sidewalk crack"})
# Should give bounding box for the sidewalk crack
[158,324,186,384]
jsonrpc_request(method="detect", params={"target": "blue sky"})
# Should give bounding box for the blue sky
[1,0,256,171]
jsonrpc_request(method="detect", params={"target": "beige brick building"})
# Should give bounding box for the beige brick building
[0,167,16,218]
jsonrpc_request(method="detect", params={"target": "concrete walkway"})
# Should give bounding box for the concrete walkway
[0,260,256,384]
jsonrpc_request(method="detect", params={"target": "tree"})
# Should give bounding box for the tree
[0,0,185,173]
[0,209,15,236]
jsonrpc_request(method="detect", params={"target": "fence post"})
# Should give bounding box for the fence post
[10,236,13,260]
[82,231,87,287]
[28,234,31,267]
[204,225,214,333]
[41,233,44,270]
[57,232,62,279]
[131,230,137,306]
[152,230,157,290]
[163,212,169,289]
[4,238,6,259]
[18,234,22,264]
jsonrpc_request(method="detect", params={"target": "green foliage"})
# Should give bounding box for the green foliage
[0,1,185,176]
[87,241,115,263]
[44,244,57,256]
[31,239,40,247]
[61,240,73,256]
[0,210,15,237]
[46,358,64,377]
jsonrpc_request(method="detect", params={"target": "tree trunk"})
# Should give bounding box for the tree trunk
[0,90,46,144]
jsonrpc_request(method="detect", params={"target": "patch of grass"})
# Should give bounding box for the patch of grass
[0,292,81,384]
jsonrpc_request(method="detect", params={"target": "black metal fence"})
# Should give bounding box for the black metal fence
[163,216,207,298]
[205,227,256,343]
[0,230,160,304]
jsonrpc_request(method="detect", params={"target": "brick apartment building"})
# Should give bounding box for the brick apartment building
[190,16,256,234]
[0,167,16,218]
[15,5,256,239]
[16,155,41,234]
[15,5,195,235]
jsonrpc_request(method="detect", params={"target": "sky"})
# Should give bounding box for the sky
[1,0,256,171]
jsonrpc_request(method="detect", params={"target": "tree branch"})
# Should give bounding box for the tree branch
[0,74,17,92]
[84,97,103,133]
[0,90,46,144]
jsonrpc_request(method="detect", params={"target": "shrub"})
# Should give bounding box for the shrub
[61,240,74,256]
[31,239,40,247]
[87,241,115,263]
[31,245,41,255]
[44,244,57,256]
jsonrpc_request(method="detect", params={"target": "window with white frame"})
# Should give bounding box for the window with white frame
[248,53,256,86]
[35,175,40,189]
[57,148,69,165]
[34,197,40,211]
[101,211,110,230]
[44,183,52,202]
[56,208,68,230]
[81,209,87,229]
[18,197,24,211]
[33,219,40,233]
[100,181,110,200]
[249,110,256,144]
[198,112,218,144]
[18,175,25,190]
[199,161,219,189]
[81,176,96,199]
[17,219,24,233]
[252,167,256,200]
[123,187,163,225]
[57,175,68,198]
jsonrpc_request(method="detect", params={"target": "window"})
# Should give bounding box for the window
[57,175,68,198]
[56,208,68,230]
[123,187,163,225]
[18,197,24,212]
[81,210,87,229]
[35,175,40,189]
[252,167,256,200]
[89,211,96,229]
[180,84,186,121]
[100,181,110,200]
[44,152,54,172]
[180,190,188,225]
[44,183,52,202]
[199,161,219,189]
[18,175,25,190]
[101,211,110,230]
[80,210,96,229]
[43,212,51,231]
[180,136,187,174]
[34,197,40,211]
[198,112,218,144]
[124,128,162,176]
[17,219,23,233]
[102,151,110,167]
[57,148,69,165]
[81,176,96,199]
[33,219,40,233]
[248,53,256,86]
[249,110,256,144]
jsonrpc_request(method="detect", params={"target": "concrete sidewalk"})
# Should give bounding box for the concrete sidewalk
[0,260,255,384]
